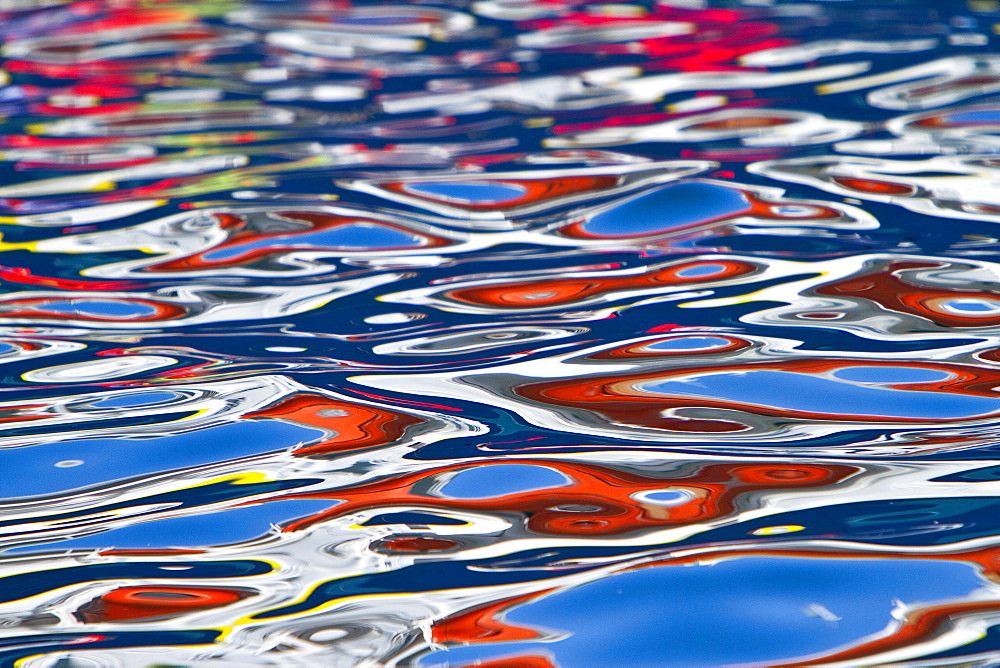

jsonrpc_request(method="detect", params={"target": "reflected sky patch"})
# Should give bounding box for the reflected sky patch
[39,300,158,319]
[0,420,324,499]
[89,391,187,409]
[202,223,425,260]
[404,182,529,204]
[639,369,999,419]
[423,557,984,667]
[581,182,749,237]
[642,336,736,352]
[438,464,572,500]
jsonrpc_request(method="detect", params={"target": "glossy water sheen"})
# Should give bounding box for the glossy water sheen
[2,1,1000,666]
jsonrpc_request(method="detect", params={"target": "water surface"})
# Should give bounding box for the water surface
[1,0,1000,666]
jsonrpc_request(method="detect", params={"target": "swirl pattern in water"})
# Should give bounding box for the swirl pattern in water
[3,0,1000,666]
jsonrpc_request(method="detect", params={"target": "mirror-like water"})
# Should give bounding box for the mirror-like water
[1,0,1000,665]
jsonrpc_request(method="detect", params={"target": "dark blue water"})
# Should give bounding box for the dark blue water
[1,0,1000,666]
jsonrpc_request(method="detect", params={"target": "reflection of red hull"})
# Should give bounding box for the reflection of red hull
[516,355,1000,433]
[445,260,757,310]
[282,459,857,538]
[247,392,425,457]
[817,260,1000,328]
[76,585,255,623]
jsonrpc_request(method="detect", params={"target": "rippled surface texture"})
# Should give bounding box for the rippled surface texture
[7,0,1000,666]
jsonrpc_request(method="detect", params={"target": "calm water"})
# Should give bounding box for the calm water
[2,0,1000,666]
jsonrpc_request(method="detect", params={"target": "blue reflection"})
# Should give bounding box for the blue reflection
[421,557,983,667]
[42,300,157,318]
[203,224,423,260]
[90,391,184,409]
[831,366,951,383]
[582,183,749,237]
[643,336,733,351]
[0,421,323,498]
[640,370,998,419]
[406,182,527,203]
[439,464,571,499]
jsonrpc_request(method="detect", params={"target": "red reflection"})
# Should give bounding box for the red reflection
[434,590,555,645]
[445,260,758,309]
[831,177,917,196]
[247,392,424,457]
[816,260,1000,327]
[283,459,857,537]
[516,354,1000,432]
[0,297,185,323]
[76,585,254,623]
